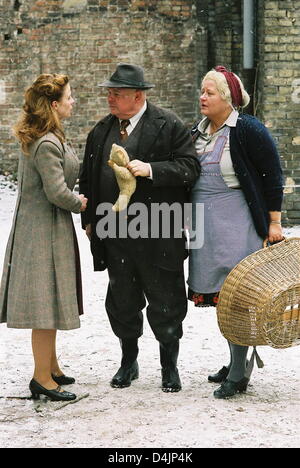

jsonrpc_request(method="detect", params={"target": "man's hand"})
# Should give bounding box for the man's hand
[127,160,150,177]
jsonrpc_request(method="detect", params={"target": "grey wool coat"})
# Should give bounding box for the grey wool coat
[0,133,83,330]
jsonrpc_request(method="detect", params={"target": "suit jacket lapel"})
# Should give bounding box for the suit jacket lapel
[92,103,167,166]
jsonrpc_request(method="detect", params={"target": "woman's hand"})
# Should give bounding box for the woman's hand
[78,193,88,212]
[268,223,284,244]
[85,223,92,240]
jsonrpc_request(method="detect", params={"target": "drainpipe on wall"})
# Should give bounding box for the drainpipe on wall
[243,0,254,69]
[243,0,256,115]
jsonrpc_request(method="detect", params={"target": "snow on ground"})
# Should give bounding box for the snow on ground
[0,175,299,449]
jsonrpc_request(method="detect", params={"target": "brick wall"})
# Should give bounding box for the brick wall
[0,0,201,172]
[256,0,300,225]
[204,0,256,113]
[0,0,299,224]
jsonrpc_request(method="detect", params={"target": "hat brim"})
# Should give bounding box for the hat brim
[98,79,155,89]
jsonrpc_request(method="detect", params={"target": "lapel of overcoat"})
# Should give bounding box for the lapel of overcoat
[92,101,167,173]
[91,114,115,188]
[137,101,167,161]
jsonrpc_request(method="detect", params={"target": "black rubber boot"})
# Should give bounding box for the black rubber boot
[110,338,139,388]
[159,340,182,393]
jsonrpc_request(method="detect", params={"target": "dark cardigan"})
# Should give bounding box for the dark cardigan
[191,113,284,239]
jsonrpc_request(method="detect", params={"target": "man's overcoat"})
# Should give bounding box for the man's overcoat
[79,102,200,272]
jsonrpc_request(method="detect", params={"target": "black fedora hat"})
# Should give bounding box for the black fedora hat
[99,63,155,89]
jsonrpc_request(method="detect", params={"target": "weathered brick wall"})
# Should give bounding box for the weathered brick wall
[1,0,299,224]
[206,0,242,71]
[0,0,203,172]
[256,0,300,225]
[204,0,255,113]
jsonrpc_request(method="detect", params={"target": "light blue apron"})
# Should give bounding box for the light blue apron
[188,126,262,294]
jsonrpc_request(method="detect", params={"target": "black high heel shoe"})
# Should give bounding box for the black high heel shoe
[51,374,75,386]
[213,377,249,399]
[208,366,229,383]
[208,360,250,383]
[29,379,77,401]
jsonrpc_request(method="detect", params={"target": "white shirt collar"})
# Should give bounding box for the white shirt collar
[225,109,239,127]
[119,101,147,129]
[198,109,239,135]
[130,101,147,126]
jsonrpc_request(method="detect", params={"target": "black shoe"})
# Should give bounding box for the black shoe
[161,367,182,393]
[52,374,75,386]
[208,359,249,383]
[29,379,77,401]
[208,366,229,383]
[110,361,139,388]
[213,377,249,399]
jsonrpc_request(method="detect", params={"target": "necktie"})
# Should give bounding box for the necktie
[120,119,130,142]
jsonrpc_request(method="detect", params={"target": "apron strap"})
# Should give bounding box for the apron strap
[198,126,231,165]
[245,346,264,379]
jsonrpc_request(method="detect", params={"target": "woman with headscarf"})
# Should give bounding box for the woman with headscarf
[188,66,284,398]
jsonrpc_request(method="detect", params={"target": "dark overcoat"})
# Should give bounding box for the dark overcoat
[79,101,200,271]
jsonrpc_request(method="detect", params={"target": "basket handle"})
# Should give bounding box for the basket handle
[263,236,285,248]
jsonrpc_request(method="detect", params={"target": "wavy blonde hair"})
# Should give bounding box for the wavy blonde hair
[202,69,250,109]
[14,73,69,154]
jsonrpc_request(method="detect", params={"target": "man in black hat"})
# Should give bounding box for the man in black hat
[79,63,200,392]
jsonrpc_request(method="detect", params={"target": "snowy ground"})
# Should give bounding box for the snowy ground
[0,175,299,449]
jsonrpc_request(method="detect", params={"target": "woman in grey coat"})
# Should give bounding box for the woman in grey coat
[0,74,87,401]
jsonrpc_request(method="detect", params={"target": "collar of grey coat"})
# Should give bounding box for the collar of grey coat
[31,132,65,159]
[96,101,167,162]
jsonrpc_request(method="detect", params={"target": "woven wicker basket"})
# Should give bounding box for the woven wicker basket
[217,237,300,349]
